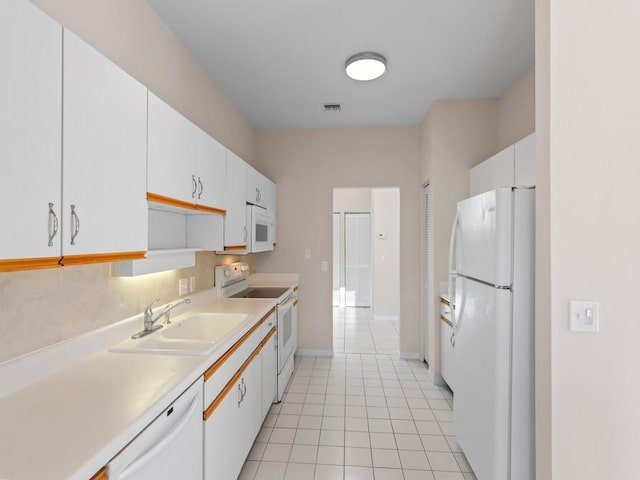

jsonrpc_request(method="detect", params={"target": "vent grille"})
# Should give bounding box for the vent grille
[323,103,342,112]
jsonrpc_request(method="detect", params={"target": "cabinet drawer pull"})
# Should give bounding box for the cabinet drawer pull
[48,203,58,247]
[70,204,80,245]
[450,332,455,347]
[197,177,204,199]
[237,383,243,407]
[192,175,197,198]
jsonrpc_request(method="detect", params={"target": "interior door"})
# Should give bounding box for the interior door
[345,213,371,307]
[333,213,340,306]
[423,184,430,362]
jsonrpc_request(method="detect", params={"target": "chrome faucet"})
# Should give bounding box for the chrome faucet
[132,297,192,339]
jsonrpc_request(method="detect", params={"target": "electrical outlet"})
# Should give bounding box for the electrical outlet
[189,276,196,292]
[178,278,189,296]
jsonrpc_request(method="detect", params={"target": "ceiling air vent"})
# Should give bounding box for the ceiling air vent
[323,103,342,112]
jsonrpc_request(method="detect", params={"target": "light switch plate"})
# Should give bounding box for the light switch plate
[178,278,189,296]
[189,276,196,292]
[321,260,328,272]
[569,301,599,333]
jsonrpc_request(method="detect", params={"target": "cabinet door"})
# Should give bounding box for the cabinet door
[440,320,454,390]
[62,30,147,260]
[204,353,262,480]
[0,1,62,268]
[195,127,226,211]
[224,150,247,248]
[148,92,196,205]
[261,331,277,419]
[245,163,260,205]
[514,133,535,187]
[469,145,515,197]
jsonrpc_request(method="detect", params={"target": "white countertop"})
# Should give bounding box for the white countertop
[0,279,297,480]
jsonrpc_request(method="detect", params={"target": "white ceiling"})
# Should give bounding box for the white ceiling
[147,0,534,130]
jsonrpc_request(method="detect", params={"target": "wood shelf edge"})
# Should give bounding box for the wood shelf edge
[0,257,61,272]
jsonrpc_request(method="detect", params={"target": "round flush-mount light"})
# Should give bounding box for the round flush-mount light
[345,52,387,81]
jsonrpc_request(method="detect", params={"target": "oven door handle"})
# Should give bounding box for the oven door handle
[279,292,296,308]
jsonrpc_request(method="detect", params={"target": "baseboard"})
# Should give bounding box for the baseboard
[399,352,421,360]
[373,315,399,322]
[295,349,334,357]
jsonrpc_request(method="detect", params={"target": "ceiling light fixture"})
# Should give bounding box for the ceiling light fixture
[345,52,387,81]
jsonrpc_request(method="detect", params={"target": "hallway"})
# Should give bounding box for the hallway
[333,307,400,355]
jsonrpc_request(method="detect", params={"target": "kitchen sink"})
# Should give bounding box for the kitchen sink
[162,313,248,342]
[109,312,249,356]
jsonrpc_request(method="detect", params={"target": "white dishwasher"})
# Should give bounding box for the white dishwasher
[108,378,203,480]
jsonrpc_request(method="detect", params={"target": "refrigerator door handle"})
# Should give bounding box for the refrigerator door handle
[448,212,459,329]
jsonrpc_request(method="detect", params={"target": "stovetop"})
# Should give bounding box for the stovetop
[230,287,290,299]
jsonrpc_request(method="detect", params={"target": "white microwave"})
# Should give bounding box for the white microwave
[246,205,274,253]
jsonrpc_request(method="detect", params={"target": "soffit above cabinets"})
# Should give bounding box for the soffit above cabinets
[147,0,534,130]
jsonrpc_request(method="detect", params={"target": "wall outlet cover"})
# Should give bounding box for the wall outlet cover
[178,278,189,296]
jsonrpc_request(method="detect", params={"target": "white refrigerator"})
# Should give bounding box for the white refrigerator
[449,187,535,480]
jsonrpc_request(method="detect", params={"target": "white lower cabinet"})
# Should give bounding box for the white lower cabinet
[203,311,277,480]
[204,350,261,480]
[261,329,277,418]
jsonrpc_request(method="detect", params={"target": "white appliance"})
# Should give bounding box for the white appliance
[275,290,297,401]
[215,262,296,402]
[107,379,203,480]
[448,187,535,480]
[246,204,274,253]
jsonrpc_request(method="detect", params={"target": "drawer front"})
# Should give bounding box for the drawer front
[204,328,261,407]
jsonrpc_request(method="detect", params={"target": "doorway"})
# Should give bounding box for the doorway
[332,188,400,355]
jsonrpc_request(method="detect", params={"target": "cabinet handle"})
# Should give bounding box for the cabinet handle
[450,332,455,347]
[70,204,80,245]
[192,175,197,198]
[197,177,203,199]
[237,383,243,407]
[243,225,247,241]
[47,203,58,247]
[241,378,247,398]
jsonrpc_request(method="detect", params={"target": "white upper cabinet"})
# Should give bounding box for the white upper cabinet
[469,132,535,197]
[195,127,227,212]
[0,0,62,269]
[245,164,275,210]
[148,92,196,206]
[62,30,147,261]
[148,92,226,213]
[514,133,535,187]
[224,151,247,249]
[469,145,515,197]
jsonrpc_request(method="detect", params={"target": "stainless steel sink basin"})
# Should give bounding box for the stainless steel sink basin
[110,312,249,356]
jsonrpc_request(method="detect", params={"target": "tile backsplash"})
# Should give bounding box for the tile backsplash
[0,252,253,364]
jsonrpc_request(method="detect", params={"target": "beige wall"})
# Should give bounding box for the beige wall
[0,0,257,363]
[31,0,255,162]
[419,99,499,374]
[498,68,535,150]
[254,127,421,355]
[537,1,640,478]
[0,253,253,363]
[371,188,401,320]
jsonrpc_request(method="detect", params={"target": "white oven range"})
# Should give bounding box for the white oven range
[215,262,297,402]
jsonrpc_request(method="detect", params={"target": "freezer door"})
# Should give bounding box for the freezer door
[454,277,511,480]
[455,188,513,287]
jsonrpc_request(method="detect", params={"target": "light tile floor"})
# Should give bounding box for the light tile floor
[239,354,475,480]
[333,307,400,355]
